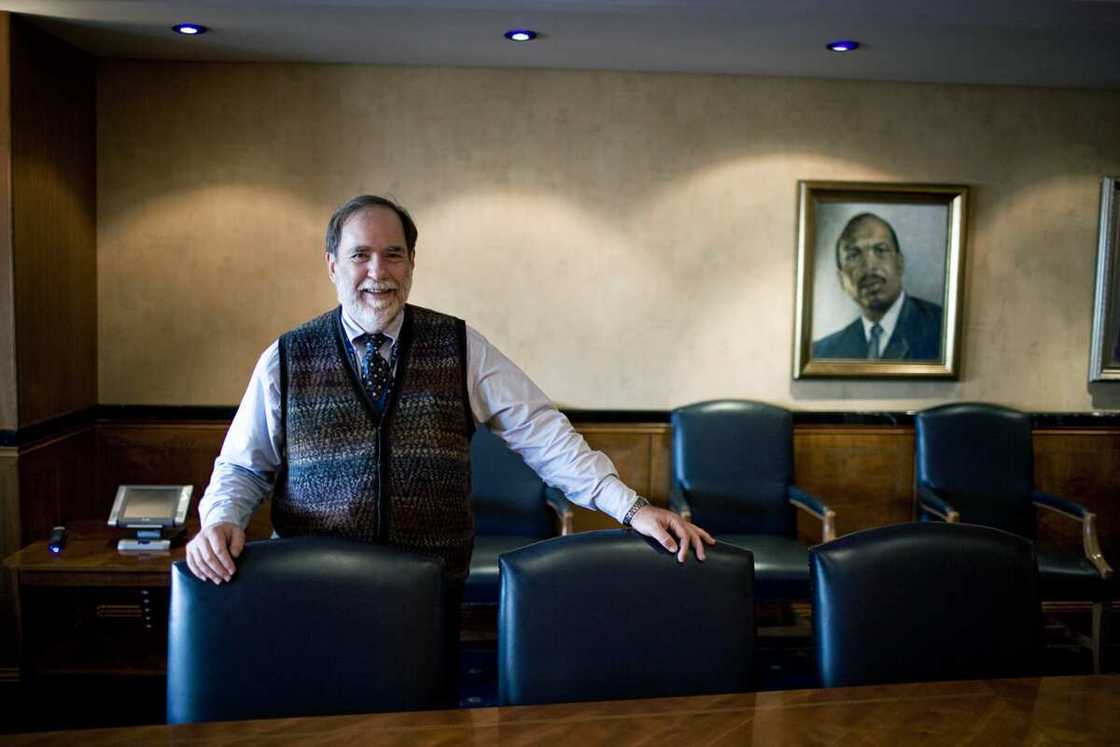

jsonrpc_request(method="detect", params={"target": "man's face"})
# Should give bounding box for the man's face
[326,206,414,332]
[837,218,904,320]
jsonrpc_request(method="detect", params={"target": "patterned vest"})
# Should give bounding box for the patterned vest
[272,305,475,581]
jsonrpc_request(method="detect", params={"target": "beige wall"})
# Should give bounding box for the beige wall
[98,63,1120,411]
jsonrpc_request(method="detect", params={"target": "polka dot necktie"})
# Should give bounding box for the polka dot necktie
[362,333,394,404]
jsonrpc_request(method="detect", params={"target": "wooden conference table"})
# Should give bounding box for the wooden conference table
[7,674,1119,745]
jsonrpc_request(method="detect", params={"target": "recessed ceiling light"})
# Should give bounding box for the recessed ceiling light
[826,40,860,53]
[172,23,209,36]
[504,29,538,42]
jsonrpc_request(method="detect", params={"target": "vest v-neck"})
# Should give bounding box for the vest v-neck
[333,306,413,427]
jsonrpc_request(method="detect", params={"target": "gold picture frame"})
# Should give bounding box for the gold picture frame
[1089,176,1120,382]
[793,180,967,379]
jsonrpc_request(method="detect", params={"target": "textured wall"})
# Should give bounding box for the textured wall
[98,63,1120,411]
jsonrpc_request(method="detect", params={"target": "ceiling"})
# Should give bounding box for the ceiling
[5,0,1120,89]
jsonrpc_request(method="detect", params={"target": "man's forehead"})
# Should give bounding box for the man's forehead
[341,205,406,238]
[846,218,894,244]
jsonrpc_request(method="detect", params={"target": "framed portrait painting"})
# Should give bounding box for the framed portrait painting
[792,181,968,379]
[1089,176,1120,382]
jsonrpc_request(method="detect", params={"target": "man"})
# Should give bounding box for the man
[812,212,943,361]
[187,194,713,587]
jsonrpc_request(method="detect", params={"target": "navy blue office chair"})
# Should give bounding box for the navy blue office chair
[812,522,1043,688]
[464,426,573,606]
[498,529,755,706]
[167,536,448,724]
[915,402,1114,673]
[669,400,834,601]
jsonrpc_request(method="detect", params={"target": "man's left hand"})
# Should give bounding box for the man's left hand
[629,505,715,563]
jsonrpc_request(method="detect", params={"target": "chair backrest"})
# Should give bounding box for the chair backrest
[167,536,447,724]
[811,522,1042,688]
[671,400,795,535]
[498,529,754,705]
[471,425,553,537]
[915,402,1036,538]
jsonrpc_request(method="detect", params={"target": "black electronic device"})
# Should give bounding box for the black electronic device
[108,485,193,552]
[47,525,69,554]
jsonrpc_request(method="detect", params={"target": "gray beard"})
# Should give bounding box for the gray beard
[340,294,402,333]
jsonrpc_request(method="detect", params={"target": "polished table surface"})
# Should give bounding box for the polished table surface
[3,522,184,587]
[6,674,1119,745]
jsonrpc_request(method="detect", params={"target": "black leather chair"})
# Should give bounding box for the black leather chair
[915,402,1114,673]
[464,425,573,606]
[811,522,1043,688]
[669,400,834,601]
[167,536,448,724]
[498,529,755,705]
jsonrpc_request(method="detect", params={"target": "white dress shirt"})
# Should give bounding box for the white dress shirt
[199,307,639,529]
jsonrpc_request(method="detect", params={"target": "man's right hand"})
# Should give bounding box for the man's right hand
[185,522,246,584]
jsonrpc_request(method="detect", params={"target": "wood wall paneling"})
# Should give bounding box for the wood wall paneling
[573,424,666,533]
[17,427,96,546]
[10,17,97,427]
[793,427,916,545]
[0,443,19,658]
[1034,429,1120,564]
[648,428,672,504]
[95,423,239,537]
[0,447,18,562]
[12,418,1119,569]
[0,14,16,431]
[552,423,1120,560]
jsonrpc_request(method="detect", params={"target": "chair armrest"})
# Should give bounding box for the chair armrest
[917,487,960,523]
[788,486,836,543]
[1033,490,1113,579]
[1031,490,1087,520]
[668,484,692,523]
[544,487,575,536]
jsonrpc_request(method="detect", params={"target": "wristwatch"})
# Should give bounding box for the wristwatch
[622,496,650,527]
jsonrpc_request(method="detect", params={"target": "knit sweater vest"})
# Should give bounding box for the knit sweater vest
[272,305,475,582]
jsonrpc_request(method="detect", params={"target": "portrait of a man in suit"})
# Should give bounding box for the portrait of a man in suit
[812,212,943,361]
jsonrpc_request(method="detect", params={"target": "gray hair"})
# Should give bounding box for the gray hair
[325,195,418,256]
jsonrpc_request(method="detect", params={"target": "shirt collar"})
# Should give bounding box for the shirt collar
[339,306,405,346]
[861,291,905,344]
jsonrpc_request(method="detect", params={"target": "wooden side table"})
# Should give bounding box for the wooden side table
[4,522,184,679]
